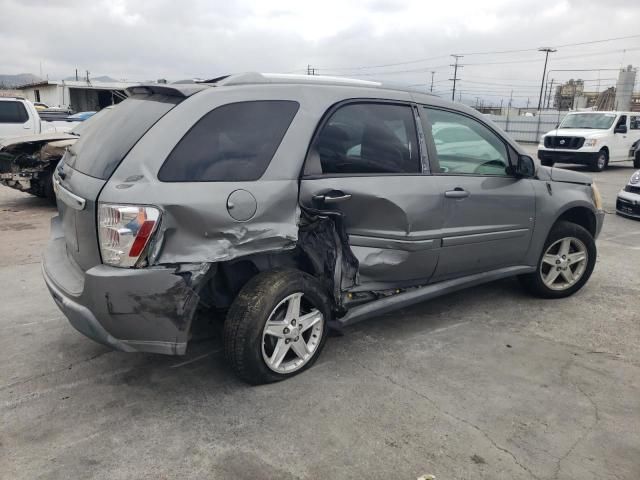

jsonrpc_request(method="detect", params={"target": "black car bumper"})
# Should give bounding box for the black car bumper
[616,192,640,219]
[537,150,599,165]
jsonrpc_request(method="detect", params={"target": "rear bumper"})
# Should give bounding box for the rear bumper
[42,217,208,355]
[538,149,599,165]
[616,190,640,219]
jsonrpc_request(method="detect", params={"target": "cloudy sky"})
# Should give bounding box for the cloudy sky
[1,0,639,106]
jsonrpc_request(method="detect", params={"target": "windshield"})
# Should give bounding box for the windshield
[559,113,616,130]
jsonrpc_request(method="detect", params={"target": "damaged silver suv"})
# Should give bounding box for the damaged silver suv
[43,73,605,384]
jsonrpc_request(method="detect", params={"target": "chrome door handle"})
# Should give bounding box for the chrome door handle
[313,191,352,204]
[444,188,470,199]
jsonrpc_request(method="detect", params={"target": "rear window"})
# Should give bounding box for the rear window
[158,100,299,182]
[0,101,29,124]
[65,95,179,179]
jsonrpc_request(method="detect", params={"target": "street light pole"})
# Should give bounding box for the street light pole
[537,47,556,111]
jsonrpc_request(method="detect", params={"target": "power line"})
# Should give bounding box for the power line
[306,34,640,73]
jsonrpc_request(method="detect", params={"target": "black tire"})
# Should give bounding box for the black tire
[224,269,331,385]
[519,221,596,299]
[42,170,56,205]
[590,149,608,172]
[541,159,554,167]
[634,152,640,169]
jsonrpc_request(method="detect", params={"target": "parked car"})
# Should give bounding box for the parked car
[0,107,112,202]
[616,169,640,219]
[43,73,605,384]
[0,97,47,140]
[537,111,640,171]
[38,107,74,123]
[66,111,96,122]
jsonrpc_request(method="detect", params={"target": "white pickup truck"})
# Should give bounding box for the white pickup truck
[537,111,640,172]
[0,97,56,141]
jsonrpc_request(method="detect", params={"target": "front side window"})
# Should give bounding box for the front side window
[0,101,29,124]
[425,108,509,176]
[158,100,299,182]
[616,115,628,129]
[311,103,420,175]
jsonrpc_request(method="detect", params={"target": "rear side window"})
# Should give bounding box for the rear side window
[66,95,179,179]
[0,101,29,123]
[158,101,300,182]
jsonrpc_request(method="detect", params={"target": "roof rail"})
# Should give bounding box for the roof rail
[208,72,383,88]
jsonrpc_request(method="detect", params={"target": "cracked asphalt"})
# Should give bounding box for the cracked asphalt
[1,148,639,479]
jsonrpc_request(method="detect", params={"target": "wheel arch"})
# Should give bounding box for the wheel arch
[553,205,597,237]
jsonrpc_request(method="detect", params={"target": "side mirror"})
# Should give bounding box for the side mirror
[513,155,536,177]
[614,125,627,134]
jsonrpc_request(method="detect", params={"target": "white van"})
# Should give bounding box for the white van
[537,111,640,171]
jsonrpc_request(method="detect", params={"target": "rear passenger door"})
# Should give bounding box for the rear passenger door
[423,107,535,281]
[299,101,444,290]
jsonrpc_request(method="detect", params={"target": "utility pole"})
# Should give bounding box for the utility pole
[526,97,530,109]
[475,96,480,108]
[546,78,555,109]
[506,90,514,131]
[537,47,557,110]
[306,65,316,75]
[430,71,435,92]
[500,98,504,114]
[450,55,463,102]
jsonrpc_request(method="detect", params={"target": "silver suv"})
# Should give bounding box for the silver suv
[43,73,605,384]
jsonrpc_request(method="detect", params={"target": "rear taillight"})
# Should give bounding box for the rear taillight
[98,203,161,267]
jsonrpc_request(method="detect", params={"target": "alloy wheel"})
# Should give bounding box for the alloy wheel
[261,292,325,374]
[540,237,588,291]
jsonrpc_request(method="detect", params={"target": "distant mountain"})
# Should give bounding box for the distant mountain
[62,75,120,82]
[0,73,42,88]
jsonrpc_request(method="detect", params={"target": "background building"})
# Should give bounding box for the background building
[16,79,139,111]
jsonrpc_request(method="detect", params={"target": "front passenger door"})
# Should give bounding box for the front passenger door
[423,107,535,281]
[299,101,444,290]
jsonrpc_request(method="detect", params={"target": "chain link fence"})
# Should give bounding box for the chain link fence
[488,111,568,143]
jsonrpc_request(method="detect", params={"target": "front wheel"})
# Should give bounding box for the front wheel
[590,149,608,172]
[224,269,330,384]
[519,221,596,299]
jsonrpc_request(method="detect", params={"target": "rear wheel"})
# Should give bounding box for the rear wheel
[590,149,608,172]
[520,221,596,299]
[224,269,330,384]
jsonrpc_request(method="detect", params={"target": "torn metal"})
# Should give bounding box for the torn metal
[0,133,77,199]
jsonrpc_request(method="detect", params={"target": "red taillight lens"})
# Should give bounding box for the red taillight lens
[98,204,161,268]
[128,220,156,258]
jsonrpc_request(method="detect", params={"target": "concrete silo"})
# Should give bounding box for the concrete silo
[615,65,636,111]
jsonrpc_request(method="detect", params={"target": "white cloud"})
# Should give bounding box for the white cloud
[0,0,638,106]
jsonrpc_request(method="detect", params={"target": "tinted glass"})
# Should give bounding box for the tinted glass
[313,103,420,174]
[630,116,640,130]
[66,95,179,179]
[426,108,509,176]
[0,101,29,123]
[158,101,299,182]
